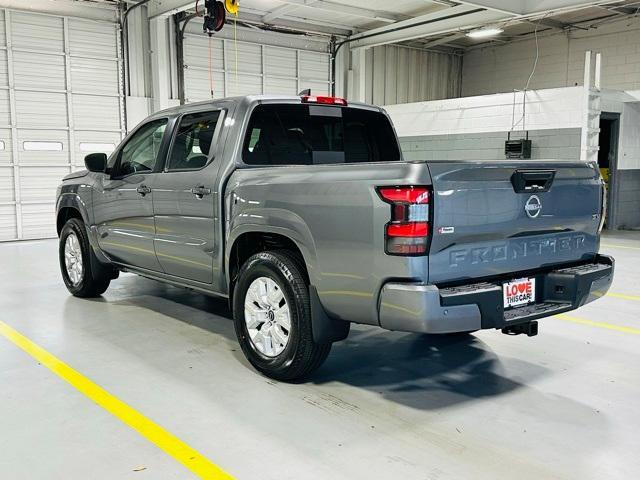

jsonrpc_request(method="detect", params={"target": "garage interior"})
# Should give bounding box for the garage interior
[0,0,639,479]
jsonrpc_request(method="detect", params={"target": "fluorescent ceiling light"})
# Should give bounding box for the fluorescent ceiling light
[466,27,504,38]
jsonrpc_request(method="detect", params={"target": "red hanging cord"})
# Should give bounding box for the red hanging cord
[208,34,214,98]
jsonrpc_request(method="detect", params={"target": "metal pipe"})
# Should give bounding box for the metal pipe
[175,12,199,104]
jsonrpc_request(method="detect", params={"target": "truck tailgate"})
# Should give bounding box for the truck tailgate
[427,161,603,285]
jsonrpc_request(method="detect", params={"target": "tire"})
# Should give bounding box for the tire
[233,250,332,382]
[59,217,112,298]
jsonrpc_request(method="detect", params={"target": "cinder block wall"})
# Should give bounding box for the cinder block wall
[461,17,640,96]
[399,129,581,162]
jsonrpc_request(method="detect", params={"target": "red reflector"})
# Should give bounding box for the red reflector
[379,187,429,204]
[301,95,348,106]
[387,222,429,237]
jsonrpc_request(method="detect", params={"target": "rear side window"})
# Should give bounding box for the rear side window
[167,111,221,171]
[242,104,401,166]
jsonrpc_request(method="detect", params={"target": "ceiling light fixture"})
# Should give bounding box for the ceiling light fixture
[466,26,504,38]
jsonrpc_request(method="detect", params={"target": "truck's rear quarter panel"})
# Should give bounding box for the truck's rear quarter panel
[227,162,432,325]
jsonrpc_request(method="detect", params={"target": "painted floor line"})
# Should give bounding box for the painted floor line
[0,320,234,480]
[555,314,640,335]
[607,292,640,302]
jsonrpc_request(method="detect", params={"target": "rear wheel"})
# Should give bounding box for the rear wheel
[233,250,332,381]
[59,218,112,297]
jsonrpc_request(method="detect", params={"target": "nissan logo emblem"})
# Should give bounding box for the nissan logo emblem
[525,195,542,219]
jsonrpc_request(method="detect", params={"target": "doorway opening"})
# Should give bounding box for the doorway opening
[598,113,620,229]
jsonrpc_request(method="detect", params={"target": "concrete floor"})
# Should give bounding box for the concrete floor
[1,232,639,480]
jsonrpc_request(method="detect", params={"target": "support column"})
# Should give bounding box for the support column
[150,16,171,112]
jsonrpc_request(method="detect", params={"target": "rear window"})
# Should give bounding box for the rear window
[242,104,401,166]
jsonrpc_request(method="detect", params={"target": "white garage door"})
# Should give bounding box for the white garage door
[0,9,123,241]
[183,34,331,103]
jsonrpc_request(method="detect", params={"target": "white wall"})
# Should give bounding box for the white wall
[462,17,640,97]
[385,86,584,137]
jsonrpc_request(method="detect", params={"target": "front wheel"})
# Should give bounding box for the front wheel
[233,250,332,382]
[59,218,112,297]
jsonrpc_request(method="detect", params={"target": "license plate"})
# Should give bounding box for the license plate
[503,278,536,309]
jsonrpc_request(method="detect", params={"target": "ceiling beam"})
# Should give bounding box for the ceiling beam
[239,9,353,36]
[456,1,616,16]
[265,0,406,24]
[262,3,307,23]
[420,32,468,48]
[348,5,510,49]
[147,0,194,19]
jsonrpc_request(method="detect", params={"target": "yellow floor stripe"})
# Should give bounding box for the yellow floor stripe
[0,321,234,480]
[555,314,640,335]
[607,292,640,302]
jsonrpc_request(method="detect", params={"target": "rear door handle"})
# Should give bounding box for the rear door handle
[191,186,211,198]
[136,185,151,196]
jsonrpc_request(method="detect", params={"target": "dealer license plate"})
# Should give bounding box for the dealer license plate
[503,278,536,309]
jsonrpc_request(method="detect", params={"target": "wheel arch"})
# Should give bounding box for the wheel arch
[226,228,349,344]
[226,228,315,294]
[56,193,90,237]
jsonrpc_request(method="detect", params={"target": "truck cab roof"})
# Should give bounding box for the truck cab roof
[148,95,383,121]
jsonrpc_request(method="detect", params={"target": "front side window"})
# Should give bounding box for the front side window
[167,111,221,171]
[113,119,167,177]
[242,104,401,166]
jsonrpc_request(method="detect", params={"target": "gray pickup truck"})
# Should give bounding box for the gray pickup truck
[56,94,614,380]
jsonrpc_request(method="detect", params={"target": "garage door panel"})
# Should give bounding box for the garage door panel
[71,57,119,95]
[15,91,67,128]
[0,205,17,241]
[300,80,331,96]
[0,11,5,47]
[74,130,120,167]
[17,130,68,166]
[73,94,120,130]
[68,19,117,59]
[0,50,8,86]
[265,77,297,95]
[184,69,224,102]
[184,36,224,70]
[13,51,66,90]
[265,47,296,78]
[21,203,56,239]
[0,166,15,203]
[227,42,262,75]
[10,11,64,53]
[1,9,121,241]
[19,166,68,204]
[227,75,262,97]
[299,51,329,81]
[0,129,10,164]
[0,90,11,126]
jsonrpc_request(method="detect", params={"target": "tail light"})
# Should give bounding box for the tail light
[377,186,431,255]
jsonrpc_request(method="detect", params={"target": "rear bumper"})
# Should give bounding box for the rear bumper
[378,255,614,334]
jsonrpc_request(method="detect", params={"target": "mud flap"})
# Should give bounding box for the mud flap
[309,285,350,344]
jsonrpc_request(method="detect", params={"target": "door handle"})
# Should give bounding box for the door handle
[136,185,151,196]
[191,186,212,198]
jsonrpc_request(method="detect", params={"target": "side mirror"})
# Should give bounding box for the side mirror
[84,153,107,173]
